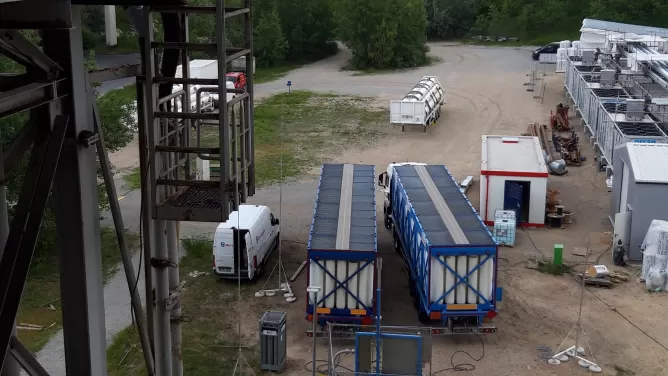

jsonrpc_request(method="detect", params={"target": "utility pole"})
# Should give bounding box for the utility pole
[104,5,118,46]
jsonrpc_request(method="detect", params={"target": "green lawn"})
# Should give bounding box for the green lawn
[123,167,141,190]
[107,236,262,375]
[196,90,388,186]
[17,228,138,353]
[254,64,301,84]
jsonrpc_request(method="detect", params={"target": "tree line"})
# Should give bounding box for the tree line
[427,0,668,42]
[81,1,668,72]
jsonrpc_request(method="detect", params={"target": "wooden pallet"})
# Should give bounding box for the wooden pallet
[579,274,613,288]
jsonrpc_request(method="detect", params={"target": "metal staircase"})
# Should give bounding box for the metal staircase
[138,0,255,224]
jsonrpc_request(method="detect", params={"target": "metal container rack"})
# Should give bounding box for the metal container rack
[565,58,582,105]
[259,311,287,372]
[596,106,668,167]
[586,88,630,134]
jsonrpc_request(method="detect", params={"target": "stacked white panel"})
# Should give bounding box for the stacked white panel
[556,48,568,73]
[309,259,374,310]
[430,256,495,305]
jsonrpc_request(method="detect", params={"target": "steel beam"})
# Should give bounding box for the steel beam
[0,0,72,29]
[0,30,63,78]
[245,0,255,195]
[0,74,31,91]
[0,80,65,119]
[7,337,49,376]
[0,114,68,368]
[93,101,155,376]
[43,7,107,375]
[0,125,19,376]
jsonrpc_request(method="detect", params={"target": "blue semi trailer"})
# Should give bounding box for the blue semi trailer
[378,163,502,334]
[306,164,378,335]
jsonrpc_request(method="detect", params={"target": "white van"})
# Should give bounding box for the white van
[212,204,280,280]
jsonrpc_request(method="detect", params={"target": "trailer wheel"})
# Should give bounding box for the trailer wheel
[384,214,391,230]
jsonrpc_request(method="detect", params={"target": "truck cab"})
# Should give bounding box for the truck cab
[377,162,427,230]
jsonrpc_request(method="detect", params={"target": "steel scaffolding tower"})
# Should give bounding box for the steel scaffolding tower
[0,0,254,375]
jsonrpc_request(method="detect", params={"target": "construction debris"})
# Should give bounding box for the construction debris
[578,267,631,288]
[550,103,570,131]
[552,130,582,166]
[17,323,44,331]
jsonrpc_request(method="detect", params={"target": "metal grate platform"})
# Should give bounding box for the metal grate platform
[592,88,629,98]
[616,122,664,137]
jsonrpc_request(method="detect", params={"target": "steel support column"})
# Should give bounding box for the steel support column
[0,112,68,370]
[43,6,108,375]
[0,121,19,376]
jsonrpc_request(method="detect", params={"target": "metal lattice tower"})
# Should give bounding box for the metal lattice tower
[0,0,254,375]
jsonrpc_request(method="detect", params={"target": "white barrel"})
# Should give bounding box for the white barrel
[559,40,571,48]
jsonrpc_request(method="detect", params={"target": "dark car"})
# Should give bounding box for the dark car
[532,42,560,61]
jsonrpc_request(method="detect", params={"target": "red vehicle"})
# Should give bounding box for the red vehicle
[226,72,247,89]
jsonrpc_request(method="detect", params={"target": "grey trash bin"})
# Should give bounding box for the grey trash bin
[259,311,287,372]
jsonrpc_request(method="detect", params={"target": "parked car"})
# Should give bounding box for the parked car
[532,42,560,61]
[212,204,280,281]
[226,72,247,89]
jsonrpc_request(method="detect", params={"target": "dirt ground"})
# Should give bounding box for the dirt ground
[111,43,668,376]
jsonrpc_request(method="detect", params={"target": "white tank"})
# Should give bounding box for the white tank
[390,76,445,126]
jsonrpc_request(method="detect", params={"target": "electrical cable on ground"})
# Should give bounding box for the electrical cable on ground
[568,273,668,353]
[432,333,485,374]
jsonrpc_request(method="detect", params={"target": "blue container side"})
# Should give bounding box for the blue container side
[391,165,499,320]
[305,164,378,322]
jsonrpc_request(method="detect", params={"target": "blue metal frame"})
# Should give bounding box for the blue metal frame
[391,165,501,323]
[305,164,378,322]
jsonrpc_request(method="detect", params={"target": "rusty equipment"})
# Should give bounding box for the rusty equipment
[550,103,570,131]
[552,130,582,166]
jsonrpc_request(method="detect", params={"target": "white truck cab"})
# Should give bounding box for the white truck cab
[377,162,426,230]
[212,204,280,280]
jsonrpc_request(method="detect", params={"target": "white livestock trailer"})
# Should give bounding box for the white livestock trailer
[390,76,446,132]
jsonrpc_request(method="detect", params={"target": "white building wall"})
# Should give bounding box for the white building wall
[479,175,547,226]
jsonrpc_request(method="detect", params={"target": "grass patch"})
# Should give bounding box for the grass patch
[108,235,263,375]
[196,90,387,186]
[535,260,570,276]
[343,55,442,76]
[98,83,137,101]
[93,35,141,55]
[254,64,301,84]
[123,167,141,190]
[17,228,138,353]
[613,365,636,376]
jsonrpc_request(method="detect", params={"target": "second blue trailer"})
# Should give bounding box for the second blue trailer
[381,163,501,333]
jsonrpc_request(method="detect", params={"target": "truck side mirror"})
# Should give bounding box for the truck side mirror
[378,172,387,187]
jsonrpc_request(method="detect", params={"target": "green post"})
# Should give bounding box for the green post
[553,244,564,268]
